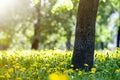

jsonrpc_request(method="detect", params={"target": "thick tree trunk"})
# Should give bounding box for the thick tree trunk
[72,0,99,70]
[31,3,41,50]
[117,26,120,47]
[66,30,72,50]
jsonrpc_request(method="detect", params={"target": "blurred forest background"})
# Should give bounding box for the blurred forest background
[0,0,119,50]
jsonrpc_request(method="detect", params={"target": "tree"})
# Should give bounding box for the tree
[72,0,99,70]
[117,26,120,47]
[31,1,41,49]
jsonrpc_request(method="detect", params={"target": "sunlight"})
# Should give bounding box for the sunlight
[0,0,16,11]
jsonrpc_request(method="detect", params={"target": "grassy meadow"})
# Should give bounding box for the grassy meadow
[0,49,120,80]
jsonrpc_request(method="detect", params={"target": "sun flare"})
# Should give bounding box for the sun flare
[0,0,16,11]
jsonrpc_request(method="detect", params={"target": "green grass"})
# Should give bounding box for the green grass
[0,49,120,80]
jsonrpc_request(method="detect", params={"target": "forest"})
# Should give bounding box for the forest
[0,0,120,80]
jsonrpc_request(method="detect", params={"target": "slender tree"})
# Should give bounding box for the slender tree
[72,0,99,70]
[66,30,72,50]
[31,1,41,49]
[117,26,120,47]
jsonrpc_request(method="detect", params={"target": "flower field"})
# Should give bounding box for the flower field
[0,49,120,80]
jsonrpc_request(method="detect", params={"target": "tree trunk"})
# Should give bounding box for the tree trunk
[72,0,99,70]
[117,26,120,47]
[31,2,41,50]
[66,30,72,50]
[100,42,104,50]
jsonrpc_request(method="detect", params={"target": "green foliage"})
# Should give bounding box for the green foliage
[0,0,119,50]
[0,32,11,45]
[52,0,73,13]
[31,0,40,6]
[0,49,120,80]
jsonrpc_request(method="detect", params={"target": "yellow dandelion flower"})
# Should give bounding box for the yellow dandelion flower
[8,68,14,73]
[32,62,38,67]
[78,71,82,76]
[60,73,69,80]
[75,68,79,71]
[94,64,98,67]
[115,69,120,73]
[4,65,8,68]
[90,68,96,73]
[84,64,88,67]
[70,64,74,67]
[64,70,68,74]
[0,75,5,78]
[16,65,20,69]
[20,67,26,72]
[5,72,10,78]
[16,77,21,80]
[48,73,69,80]
[68,69,74,73]
[48,73,59,80]
[45,64,50,67]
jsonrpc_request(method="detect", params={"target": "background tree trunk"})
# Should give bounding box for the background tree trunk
[100,42,104,50]
[31,2,41,50]
[66,30,72,50]
[72,0,99,70]
[117,26,120,47]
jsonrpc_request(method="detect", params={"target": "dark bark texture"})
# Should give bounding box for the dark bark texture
[31,3,41,50]
[72,0,99,70]
[117,26,120,47]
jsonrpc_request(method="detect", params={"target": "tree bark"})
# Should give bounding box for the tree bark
[31,2,41,50]
[66,30,72,50]
[117,26,120,47]
[100,42,104,50]
[72,0,99,70]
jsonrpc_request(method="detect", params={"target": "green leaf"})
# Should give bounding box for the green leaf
[52,0,73,13]
[31,0,40,6]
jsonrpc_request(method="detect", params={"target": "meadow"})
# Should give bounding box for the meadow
[0,49,120,80]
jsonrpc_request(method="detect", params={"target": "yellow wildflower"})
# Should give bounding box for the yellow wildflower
[20,67,26,72]
[48,73,69,80]
[78,71,82,76]
[60,73,69,80]
[90,68,96,73]
[68,69,74,73]
[48,73,59,80]
[60,62,67,66]
[16,65,20,69]
[115,69,120,73]
[84,64,88,67]
[4,65,8,68]
[16,77,21,80]
[94,64,98,67]
[45,64,50,67]
[75,68,79,71]
[8,68,14,73]
[0,75,5,78]
[70,64,74,67]
[32,62,38,67]
[5,72,10,78]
